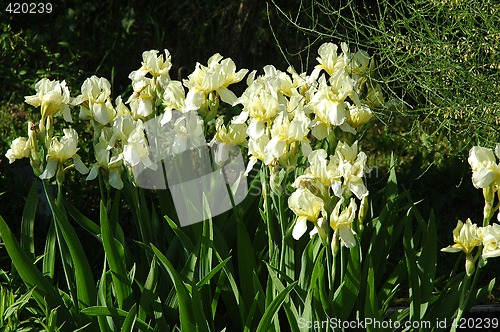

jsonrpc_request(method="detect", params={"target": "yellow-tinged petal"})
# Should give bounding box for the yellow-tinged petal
[442,219,481,255]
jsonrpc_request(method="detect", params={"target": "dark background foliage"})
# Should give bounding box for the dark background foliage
[1,0,307,100]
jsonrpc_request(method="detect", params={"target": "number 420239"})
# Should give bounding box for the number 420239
[5,3,52,14]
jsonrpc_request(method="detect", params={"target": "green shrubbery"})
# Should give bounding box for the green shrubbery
[271,0,500,154]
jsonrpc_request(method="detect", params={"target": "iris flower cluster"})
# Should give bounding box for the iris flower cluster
[7,43,383,253]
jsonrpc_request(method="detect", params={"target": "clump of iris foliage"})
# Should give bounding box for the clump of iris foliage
[0,37,498,332]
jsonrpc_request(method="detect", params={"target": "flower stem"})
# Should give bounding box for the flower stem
[451,274,471,332]
[452,250,481,331]
[261,166,275,262]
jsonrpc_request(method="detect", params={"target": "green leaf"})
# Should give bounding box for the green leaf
[377,262,405,311]
[139,257,158,321]
[417,211,437,305]
[333,244,361,320]
[82,306,154,332]
[364,263,381,320]
[425,272,463,321]
[196,256,231,288]
[264,277,279,331]
[265,264,300,332]
[256,281,298,332]
[151,244,195,331]
[21,180,38,257]
[73,323,93,331]
[236,210,256,315]
[252,271,266,315]
[210,242,244,325]
[96,260,115,332]
[309,247,325,305]
[121,303,137,332]
[82,306,119,316]
[199,210,213,280]
[138,188,153,244]
[64,198,100,239]
[164,215,194,252]
[150,205,161,245]
[283,303,300,332]
[191,281,211,332]
[42,221,56,280]
[54,222,79,314]
[299,237,322,292]
[365,176,408,292]
[243,291,261,332]
[301,291,314,326]
[3,286,35,319]
[151,296,169,332]
[100,200,133,310]
[282,233,296,282]
[403,210,422,321]
[43,182,97,311]
[157,190,178,225]
[179,251,197,282]
[465,277,496,312]
[385,153,398,202]
[122,180,149,250]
